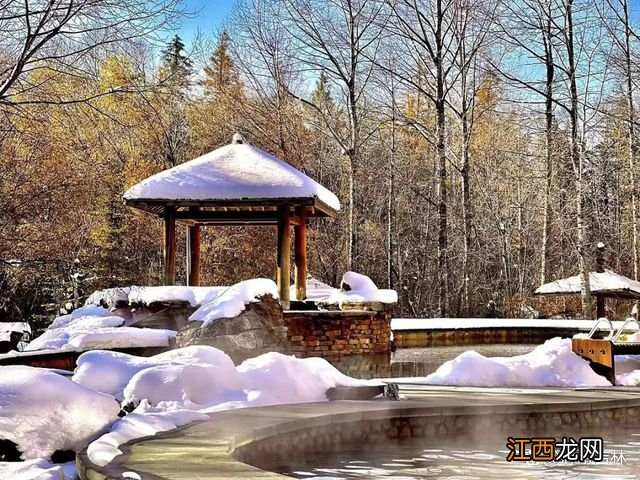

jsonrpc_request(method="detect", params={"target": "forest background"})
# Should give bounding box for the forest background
[2,0,639,327]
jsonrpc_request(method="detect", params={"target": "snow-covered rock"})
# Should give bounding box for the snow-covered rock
[321,272,397,305]
[66,327,175,351]
[0,366,119,460]
[299,272,397,305]
[127,286,226,307]
[25,305,174,352]
[188,279,279,327]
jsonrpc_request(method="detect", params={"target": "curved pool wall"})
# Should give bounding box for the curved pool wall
[76,386,640,480]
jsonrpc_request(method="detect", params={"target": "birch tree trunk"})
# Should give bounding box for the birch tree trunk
[621,0,639,281]
[435,0,449,317]
[566,0,592,319]
[540,2,555,285]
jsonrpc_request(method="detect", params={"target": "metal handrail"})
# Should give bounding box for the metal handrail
[612,317,640,343]
[587,317,614,339]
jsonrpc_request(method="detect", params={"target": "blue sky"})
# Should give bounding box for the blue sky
[178,0,235,43]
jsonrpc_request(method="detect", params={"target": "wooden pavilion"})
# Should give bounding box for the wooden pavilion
[123,134,340,309]
[535,269,640,318]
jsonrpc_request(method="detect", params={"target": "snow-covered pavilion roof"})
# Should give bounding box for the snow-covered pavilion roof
[124,136,340,219]
[535,269,640,299]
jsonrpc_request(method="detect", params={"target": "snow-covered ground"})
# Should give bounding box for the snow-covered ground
[7,337,640,479]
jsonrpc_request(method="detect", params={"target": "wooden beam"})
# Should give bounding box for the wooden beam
[173,210,303,225]
[186,224,201,286]
[163,207,176,285]
[277,205,291,309]
[294,207,307,301]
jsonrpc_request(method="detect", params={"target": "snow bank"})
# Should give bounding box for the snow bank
[418,337,611,387]
[0,459,75,480]
[0,366,119,460]
[189,279,279,327]
[25,306,174,352]
[87,402,207,467]
[85,347,378,466]
[123,363,243,407]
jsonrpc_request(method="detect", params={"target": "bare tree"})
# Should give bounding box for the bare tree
[0,0,184,109]
[383,0,484,316]
[602,0,639,281]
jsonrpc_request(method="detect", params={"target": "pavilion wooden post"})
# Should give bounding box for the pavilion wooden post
[186,223,201,286]
[163,207,177,285]
[294,207,308,300]
[277,205,291,309]
[596,294,606,319]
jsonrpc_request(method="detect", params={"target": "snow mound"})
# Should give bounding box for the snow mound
[123,363,243,407]
[300,272,397,305]
[237,352,374,405]
[0,366,119,459]
[73,346,238,400]
[189,278,279,327]
[321,271,397,305]
[48,305,112,329]
[420,337,611,387]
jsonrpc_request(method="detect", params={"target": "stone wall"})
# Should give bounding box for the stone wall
[284,308,392,359]
[173,297,393,362]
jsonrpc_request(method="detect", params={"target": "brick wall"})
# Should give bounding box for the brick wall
[283,308,392,359]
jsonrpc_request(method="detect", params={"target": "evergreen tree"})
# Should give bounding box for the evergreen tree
[160,35,193,90]
[203,31,236,96]
[311,71,335,113]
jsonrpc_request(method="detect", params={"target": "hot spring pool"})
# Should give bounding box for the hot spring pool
[280,426,640,479]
